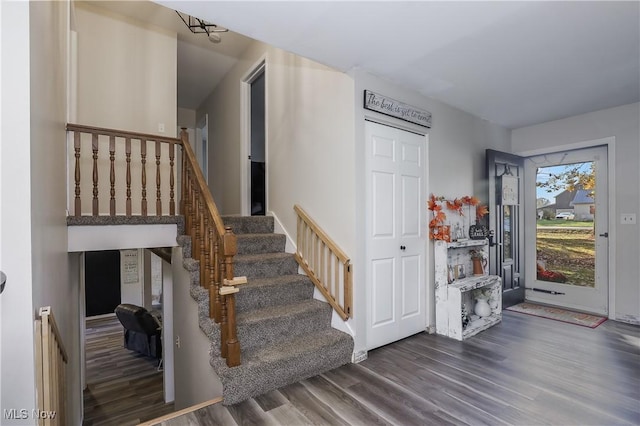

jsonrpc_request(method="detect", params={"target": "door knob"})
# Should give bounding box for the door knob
[400,245,406,251]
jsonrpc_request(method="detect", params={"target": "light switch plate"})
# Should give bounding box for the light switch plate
[621,213,636,225]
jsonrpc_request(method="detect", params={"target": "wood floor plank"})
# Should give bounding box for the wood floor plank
[145,311,640,426]
[302,375,391,426]
[275,382,351,426]
[83,316,174,425]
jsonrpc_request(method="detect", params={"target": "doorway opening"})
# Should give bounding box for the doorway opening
[526,146,609,315]
[82,249,174,423]
[241,60,266,216]
[536,161,596,287]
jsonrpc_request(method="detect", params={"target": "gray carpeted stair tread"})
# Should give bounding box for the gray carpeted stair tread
[236,233,286,255]
[211,328,354,405]
[222,215,274,234]
[240,327,353,363]
[179,214,354,406]
[237,299,329,324]
[208,300,333,352]
[235,275,314,312]
[236,300,330,351]
[234,252,298,278]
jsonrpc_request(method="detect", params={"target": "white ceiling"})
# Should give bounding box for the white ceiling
[157,1,639,129]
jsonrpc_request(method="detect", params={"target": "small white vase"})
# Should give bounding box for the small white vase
[474,297,492,318]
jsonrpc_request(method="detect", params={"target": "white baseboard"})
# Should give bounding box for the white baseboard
[352,350,368,363]
[615,314,640,325]
[267,210,296,254]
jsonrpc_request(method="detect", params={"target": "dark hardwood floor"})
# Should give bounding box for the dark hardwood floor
[151,311,639,426]
[83,316,174,425]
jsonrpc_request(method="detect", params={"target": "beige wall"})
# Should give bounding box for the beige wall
[75,2,176,135]
[171,247,222,408]
[178,107,196,130]
[73,3,177,216]
[29,0,81,421]
[198,41,356,258]
[512,102,640,323]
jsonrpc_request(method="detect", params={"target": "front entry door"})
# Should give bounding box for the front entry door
[365,121,426,350]
[487,149,525,308]
[526,146,609,315]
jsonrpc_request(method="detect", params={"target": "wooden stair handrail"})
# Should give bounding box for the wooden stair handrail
[179,129,225,237]
[294,204,353,320]
[67,123,182,145]
[66,124,243,365]
[180,129,241,367]
[35,306,68,426]
[294,205,350,263]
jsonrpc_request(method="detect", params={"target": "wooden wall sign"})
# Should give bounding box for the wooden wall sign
[499,175,519,205]
[364,90,432,128]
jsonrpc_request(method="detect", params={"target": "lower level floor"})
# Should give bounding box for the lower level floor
[148,310,640,425]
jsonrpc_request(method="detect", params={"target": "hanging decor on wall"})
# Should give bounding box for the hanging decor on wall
[499,174,519,205]
[364,90,432,128]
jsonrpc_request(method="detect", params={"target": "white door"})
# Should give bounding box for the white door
[525,146,609,315]
[365,121,427,350]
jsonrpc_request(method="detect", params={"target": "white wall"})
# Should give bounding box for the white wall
[352,70,511,354]
[0,2,37,422]
[1,1,82,424]
[512,102,640,323]
[73,2,178,216]
[171,247,222,409]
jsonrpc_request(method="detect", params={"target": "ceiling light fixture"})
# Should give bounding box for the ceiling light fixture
[176,11,228,43]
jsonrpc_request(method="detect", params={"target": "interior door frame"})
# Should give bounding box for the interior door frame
[240,57,267,216]
[364,118,429,350]
[517,136,616,317]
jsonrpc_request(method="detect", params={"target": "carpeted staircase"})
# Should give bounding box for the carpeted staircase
[178,215,354,405]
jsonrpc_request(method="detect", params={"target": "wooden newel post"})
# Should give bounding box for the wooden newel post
[223,227,237,279]
[219,258,229,359]
[210,236,222,323]
[220,286,240,367]
[222,226,241,366]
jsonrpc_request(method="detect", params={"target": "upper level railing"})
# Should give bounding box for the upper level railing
[294,204,353,320]
[66,123,180,217]
[66,124,243,366]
